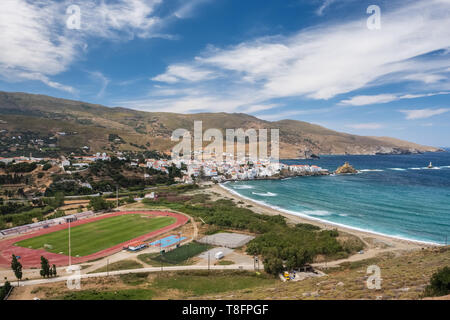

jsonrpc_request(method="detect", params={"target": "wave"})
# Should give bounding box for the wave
[218,183,442,246]
[303,210,333,216]
[389,168,407,171]
[252,192,278,197]
[233,185,254,190]
[409,167,422,170]
[359,169,384,172]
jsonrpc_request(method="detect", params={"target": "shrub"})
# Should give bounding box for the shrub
[424,266,450,297]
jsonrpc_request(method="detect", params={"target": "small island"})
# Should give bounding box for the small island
[335,162,358,174]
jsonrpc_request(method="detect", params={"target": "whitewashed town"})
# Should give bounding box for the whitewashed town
[0,150,329,185]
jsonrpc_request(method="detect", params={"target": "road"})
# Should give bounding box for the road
[1,264,257,288]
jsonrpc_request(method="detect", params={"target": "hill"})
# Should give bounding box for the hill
[0,91,441,159]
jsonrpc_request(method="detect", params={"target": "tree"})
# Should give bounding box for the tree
[52,264,57,277]
[424,266,450,297]
[264,256,284,275]
[89,197,111,212]
[40,256,51,278]
[54,192,65,207]
[10,254,22,285]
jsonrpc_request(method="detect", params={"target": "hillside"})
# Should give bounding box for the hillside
[0,91,440,159]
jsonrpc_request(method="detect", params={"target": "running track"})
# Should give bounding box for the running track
[0,211,188,268]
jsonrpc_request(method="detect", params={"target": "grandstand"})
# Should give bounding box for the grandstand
[0,210,97,238]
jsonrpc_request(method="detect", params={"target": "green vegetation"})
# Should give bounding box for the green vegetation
[6,162,37,173]
[40,256,57,278]
[15,214,175,257]
[55,270,275,300]
[218,260,235,265]
[0,193,65,229]
[0,281,12,300]
[60,288,155,300]
[142,195,352,275]
[424,266,450,297]
[0,174,27,185]
[153,271,276,295]
[11,254,22,283]
[90,260,143,273]
[89,197,114,212]
[120,272,150,286]
[138,242,211,266]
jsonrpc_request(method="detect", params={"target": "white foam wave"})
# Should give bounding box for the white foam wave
[359,169,384,172]
[303,210,333,216]
[409,167,422,170]
[389,168,407,171]
[252,192,278,197]
[233,185,254,190]
[218,184,442,246]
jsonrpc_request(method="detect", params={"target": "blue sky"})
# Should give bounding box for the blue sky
[0,0,449,147]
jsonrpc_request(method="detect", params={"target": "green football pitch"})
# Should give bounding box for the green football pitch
[15,214,176,257]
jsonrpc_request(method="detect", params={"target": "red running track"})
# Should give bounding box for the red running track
[0,211,188,268]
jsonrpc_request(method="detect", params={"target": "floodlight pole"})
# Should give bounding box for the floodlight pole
[160,239,163,272]
[68,219,72,266]
[116,185,119,208]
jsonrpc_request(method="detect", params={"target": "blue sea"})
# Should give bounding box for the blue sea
[223,151,450,245]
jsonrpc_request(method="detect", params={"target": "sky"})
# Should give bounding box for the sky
[0,0,449,147]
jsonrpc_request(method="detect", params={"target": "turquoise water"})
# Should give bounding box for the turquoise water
[224,152,450,245]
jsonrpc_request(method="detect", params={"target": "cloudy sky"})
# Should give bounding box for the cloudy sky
[0,0,449,146]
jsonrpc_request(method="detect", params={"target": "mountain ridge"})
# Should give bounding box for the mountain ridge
[0,91,441,159]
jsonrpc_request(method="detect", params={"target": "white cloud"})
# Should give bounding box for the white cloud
[173,0,211,19]
[0,0,169,92]
[340,92,450,106]
[152,65,216,83]
[400,108,450,120]
[89,71,110,97]
[316,0,336,16]
[345,123,384,129]
[147,0,450,113]
[340,94,399,106]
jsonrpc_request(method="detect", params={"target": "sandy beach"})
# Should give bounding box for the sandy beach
[208,183,435,254]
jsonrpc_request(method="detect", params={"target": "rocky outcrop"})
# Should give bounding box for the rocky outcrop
[336,162,358,174]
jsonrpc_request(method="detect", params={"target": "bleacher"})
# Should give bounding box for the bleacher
[0,210,96,238]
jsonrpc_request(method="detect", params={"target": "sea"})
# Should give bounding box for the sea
[223,151,450,245]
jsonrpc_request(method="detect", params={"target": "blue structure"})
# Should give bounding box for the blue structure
[149,235,187,248]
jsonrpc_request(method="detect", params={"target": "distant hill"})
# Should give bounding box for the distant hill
[0,91,441,159]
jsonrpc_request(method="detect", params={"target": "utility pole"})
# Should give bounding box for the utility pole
[68,219,72,266]
[160,239,163,272]
[116,185,119,208]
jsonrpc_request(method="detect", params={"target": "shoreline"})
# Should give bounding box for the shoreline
[214,183,438,250]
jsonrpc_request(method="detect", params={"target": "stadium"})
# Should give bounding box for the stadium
[0,211,189,268]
